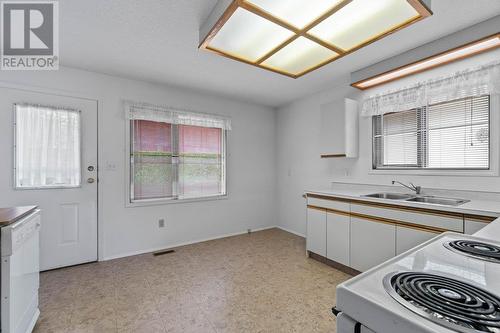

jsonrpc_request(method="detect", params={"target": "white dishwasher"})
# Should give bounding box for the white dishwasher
[1,210,41,333]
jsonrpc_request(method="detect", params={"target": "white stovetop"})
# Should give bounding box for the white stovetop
[305,188,500,217]
[337,232,500,333]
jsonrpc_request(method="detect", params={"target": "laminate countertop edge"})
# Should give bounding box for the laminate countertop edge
[304,190,500,218]
[0,206,38,227]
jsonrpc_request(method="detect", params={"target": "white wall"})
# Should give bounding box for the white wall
[276,48,500,236]
[0,67,276,260]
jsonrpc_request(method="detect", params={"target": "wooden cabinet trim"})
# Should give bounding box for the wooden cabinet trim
[326,208,351,217]
[396,222,442,234]
[464,214,498,223]
[306,193,351,203]
[308,205,351,217]
[307,205,327,212]
[320,154,347,158]
[350,212,449,234]
[350,200,464,219]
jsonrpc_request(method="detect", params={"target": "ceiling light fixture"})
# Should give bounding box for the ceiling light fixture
[352,33,500,90]
[199,0,432,78]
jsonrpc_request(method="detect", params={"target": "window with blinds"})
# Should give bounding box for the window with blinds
[373,95,490,170]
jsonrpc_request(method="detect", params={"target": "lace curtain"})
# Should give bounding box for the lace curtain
[361,61,500,117]
[15,104,81,188]
[125,101,232,130]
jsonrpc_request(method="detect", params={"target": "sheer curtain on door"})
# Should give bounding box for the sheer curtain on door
[15,103,81,188]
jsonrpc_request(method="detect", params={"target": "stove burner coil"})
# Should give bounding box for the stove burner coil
[445,240,500,263]
[384,272,500,333]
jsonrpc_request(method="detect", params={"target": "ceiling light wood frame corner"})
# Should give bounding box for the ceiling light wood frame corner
[199,0,433,78]
[351,32,500,90]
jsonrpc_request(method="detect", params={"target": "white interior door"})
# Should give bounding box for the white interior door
[0,87,98,271]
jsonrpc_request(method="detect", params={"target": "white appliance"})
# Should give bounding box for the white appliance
[335,232,500,333]
[1,210,41,333]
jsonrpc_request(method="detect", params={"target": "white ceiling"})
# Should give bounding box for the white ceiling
[60,0,500,107]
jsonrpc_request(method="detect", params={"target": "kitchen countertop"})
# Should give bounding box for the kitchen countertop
[474,217,500,238]
[305,188,500,218]
[0,206,38,227]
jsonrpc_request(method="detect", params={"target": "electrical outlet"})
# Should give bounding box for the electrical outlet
[158,219,165,228]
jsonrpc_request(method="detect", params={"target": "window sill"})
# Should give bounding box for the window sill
[125,194,228,208]
[368,168,499,177]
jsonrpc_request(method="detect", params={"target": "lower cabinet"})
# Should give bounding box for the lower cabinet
[306,207,326,256]
[326,211,350,266]
[396,225,438,255]
[464,218,489,235]
[350,217,395,272]
[306,195,496,273]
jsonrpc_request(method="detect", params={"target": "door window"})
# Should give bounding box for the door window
[14,104,81,188]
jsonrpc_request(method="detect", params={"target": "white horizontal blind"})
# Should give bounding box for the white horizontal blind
[373,95,489,170]
[373,109,419,167]
[425,96,489,169]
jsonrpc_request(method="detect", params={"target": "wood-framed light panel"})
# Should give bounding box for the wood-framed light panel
[352,32,500,90]
[199,0,432,78]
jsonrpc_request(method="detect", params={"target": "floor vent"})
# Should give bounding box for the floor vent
[153,249,175,256]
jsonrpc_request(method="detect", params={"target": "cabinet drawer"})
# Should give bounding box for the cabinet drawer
[350,203,463,232]
[307,197,350,212]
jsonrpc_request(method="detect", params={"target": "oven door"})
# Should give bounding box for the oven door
[335,309,376,333]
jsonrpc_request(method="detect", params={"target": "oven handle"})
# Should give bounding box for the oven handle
[332,306,341,317]
[333,307,363,333]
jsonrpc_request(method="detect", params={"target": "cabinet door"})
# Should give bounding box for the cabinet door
[350,217,395,272]
[327,211,350,266]
[307,207,326,256]
[465,219,489,235]
[396,225,438,255]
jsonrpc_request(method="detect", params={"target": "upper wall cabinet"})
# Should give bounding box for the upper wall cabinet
[320,98,358,159]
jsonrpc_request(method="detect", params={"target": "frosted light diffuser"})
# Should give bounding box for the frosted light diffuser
[208,7,295,62]
[262,37,338,75]
[199,0,432,78]
[246,0,344,29]
[352,34,500,90]
[309,0,420,51]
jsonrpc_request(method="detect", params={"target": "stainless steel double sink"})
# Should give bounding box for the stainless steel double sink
[361,192,470,206]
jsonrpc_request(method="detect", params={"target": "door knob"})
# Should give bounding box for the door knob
[87,178,95,184]
[87,166,95,172]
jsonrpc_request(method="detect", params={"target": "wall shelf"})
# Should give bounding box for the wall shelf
[320,154,347,158]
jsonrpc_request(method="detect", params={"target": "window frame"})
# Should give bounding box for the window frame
[125,119,228,207]
[370,94,499,177]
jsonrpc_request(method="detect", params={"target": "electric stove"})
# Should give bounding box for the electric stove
[336,232,500,333]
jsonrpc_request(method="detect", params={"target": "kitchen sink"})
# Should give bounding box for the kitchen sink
[363,193,415,200]
[406,196,470,206]
[362,192,470,206]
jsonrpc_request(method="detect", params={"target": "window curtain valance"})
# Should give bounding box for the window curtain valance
[361,61,500,117]
[124,101,232,130]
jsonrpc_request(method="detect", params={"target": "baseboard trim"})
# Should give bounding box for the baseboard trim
[277,226,305,238]
[308,251,361,276]
[102,225,277,261]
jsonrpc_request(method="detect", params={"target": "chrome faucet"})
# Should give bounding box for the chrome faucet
[392,180,422,195]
